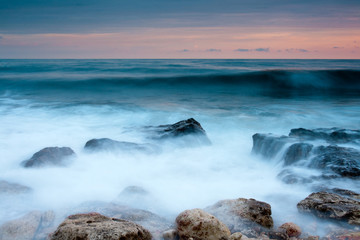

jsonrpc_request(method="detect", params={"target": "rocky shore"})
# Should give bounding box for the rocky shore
[1,120,360,239]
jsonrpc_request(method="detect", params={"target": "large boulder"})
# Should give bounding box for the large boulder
[205,198,273,237]
[297,191,360,225]
[175,208,231,240]
[50,212,151,240]
[151,118,211,145]
[0,180,32,194]
[21,147,75,168]
[0,211,55,240]
[71,201,172,239]
[84,138,159,154]
[309,146,360,177]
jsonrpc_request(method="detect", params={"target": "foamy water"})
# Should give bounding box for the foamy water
[1,59,360,236]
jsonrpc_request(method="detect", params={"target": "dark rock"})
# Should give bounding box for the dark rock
[84,138,159,153]
[0,181,32,194]
[283,143,313,166]
[252,133,290,159]
[278,222,302,238]
[22,147,75,168]
[297,191,360,225]
[0,211,55,240]
[331,188,360,200]
[277,169,314,184]
[152,118,211,145]
[264,230,289,240]
[289,128,360,144]
[309,146,360,177]
[50,212,152,240]
[205,198,273,237]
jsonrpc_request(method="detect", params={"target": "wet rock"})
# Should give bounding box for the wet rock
[289,128,360,144]
[277,169,314,184]
[176,208,230,240]
[283,143,313,166]
[84,138,159,153]
[309,146,360,178]
[72,201,172,239]
[326,231,360,240]
[162,229,178,240]
[50,212,151,240]
[0,180,32,194]
[252,133,290,159]
[205,198,273,236]
[152,118,211,145]
[0,211,55,240]
[21,147,75,168]
[297,191,360,225]
[278,222,302,238]
[331,188,360,200]
[264,230,289,240]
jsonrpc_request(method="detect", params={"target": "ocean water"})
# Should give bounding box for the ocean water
[1,59,360,235]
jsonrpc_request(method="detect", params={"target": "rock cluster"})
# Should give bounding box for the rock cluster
[252,127,360,184]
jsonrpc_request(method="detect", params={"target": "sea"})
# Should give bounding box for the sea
[1,59,360,235]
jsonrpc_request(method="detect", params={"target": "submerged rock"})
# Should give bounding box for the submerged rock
[0,180,32,194]
[175,208,231,240]
[0,211,55,240]
[50,212,152,240]
[84,138,159,153]
[151,118,211,146]
[331,188,360,200]
[297,191,360,226]
[205,198,273,237]
[21,147,75,168]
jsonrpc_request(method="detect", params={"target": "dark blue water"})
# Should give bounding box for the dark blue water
[0,59,360,235]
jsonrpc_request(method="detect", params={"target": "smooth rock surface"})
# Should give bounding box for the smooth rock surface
[297,191,360,225]
[50,212,152,240]
[22,147,75,168]
[176,208,231,240]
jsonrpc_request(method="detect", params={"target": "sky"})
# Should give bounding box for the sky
[0,0,359,58]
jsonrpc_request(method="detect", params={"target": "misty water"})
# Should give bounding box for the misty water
[1,59,360,236]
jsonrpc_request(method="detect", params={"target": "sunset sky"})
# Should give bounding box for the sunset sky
[0,0,359,59]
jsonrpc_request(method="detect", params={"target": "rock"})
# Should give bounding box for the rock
[151,118,211,145]
[277,169,314,185]
[297,191,360,225]
[331,188,360,200]
[175,208,231,240]
[0,211,55,240]
[283,143,313,166]
[0,180,32,194]
[205,198,273,236]
[230,232,243,240]
[162,229,178,240]
[289,128,360,144]
[252,133,290,159]
[21,147,75,168]
[278,222,302,237]
[72,201,172,239]
[84,138,159,153]
[114,186,155,212]
[309,146,360,177]
[50,212,151,240]
[263,231,288,240]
